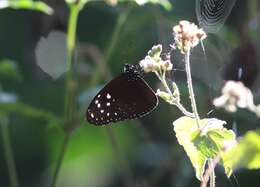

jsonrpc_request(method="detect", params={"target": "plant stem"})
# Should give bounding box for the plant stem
[50,133,70,187]
[64,4,80,120]
[200,157,220,187]
[0,117,19,187]
[209,159,216,187]
[184,49,200,128]
[51,4,80,187]
[106,128,134,187]
[103,4,132,65]
[100,4,135,186]
[155,72,195,118]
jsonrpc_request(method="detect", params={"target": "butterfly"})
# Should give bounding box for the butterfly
[86,64,158,126]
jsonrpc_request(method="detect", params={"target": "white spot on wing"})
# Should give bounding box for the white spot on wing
[91,113,94,118]
[95,100,99,104]
[101,110,104,113]
[107,113,110,116]
[97,103,101,108]
[98,94,101,98]
[106,93,111,99]
[106,102,111,106]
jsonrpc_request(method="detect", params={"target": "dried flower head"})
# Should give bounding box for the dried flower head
[139,44,173,73]
[213,81,254,112]
[173,20,207,54]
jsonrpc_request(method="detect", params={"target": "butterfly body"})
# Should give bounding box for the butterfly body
[86,64,158,126]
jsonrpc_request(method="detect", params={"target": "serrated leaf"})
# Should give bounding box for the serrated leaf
[173,116,236,180]
[0,0,53,15]
[223,129,260,171]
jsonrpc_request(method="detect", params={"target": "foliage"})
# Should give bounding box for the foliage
[173,116,235,180]
[0,0,53,15]
[223,129,260,170]
[0,59,22,81]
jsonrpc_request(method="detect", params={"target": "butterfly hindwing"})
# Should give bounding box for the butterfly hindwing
[86,74,158,126]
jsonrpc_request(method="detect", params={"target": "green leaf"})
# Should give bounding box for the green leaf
[0,59,22,81]
[173,116,236,180]
[0,0,53,15]
[223,129,260,171]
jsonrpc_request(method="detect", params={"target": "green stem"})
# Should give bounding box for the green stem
[184,49,200,128]
[105,128,134,187]
[64,4,80,121]
[51,4,80,187]
[101,4,135,186]
[155,72,194,118]
[90,3,133,85]
[51,133,71,187]
[103,5,132,65]
[0,117,19,187]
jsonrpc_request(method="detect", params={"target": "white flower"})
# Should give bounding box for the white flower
[213,81,254,112]
[139,44,173,73]
[139,56,159,73]
[173,20,207,54]
[159,59,173,71]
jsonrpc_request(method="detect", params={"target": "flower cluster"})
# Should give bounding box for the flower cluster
[139,44,173,73]
[173,20,207,54]
[213,81,254,112]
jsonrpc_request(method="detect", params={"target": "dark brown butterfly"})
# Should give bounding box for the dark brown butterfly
[86,64,158,126]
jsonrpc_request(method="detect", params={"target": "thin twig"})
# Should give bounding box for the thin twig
[51,133,71,187]
[105,127,134,187]
[155,71,195,118]
[200,156,220,187]
[102,7,136,186]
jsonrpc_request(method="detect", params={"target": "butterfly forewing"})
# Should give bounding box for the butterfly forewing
[86,74,158,126]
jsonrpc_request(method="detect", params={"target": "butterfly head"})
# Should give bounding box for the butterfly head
[124,64,143,81]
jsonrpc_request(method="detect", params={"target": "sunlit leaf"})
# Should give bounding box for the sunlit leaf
[173,116,236,180]
[0,0,53,15]
[223,129,260,171]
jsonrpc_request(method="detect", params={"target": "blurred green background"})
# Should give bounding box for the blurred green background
[0,0,260,186]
